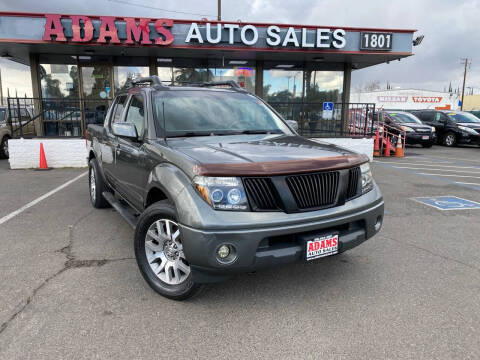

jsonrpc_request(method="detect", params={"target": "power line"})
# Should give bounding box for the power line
[108,0,217,18]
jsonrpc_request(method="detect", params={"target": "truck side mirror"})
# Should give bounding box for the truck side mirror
[112,122,138,139]
[286,120,298,132]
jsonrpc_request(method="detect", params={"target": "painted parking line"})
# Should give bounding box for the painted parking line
[0,171,87,226]
[393,167,480,174]
[374,162,480,192]
[455,182,480,186]
[375,162,480,170]
[416,173,480,179]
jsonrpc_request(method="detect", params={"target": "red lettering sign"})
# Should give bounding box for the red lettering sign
[42,14,66,42]
[308,243,314,252]
[412,96,443,103]
[154,19,174,45]
[97,16,120,44]
[125,18,152,45]
[71,16,93,42]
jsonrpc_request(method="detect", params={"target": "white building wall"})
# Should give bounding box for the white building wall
[350,89,460,110]
[8,138,374,169]
[8,139,89,169]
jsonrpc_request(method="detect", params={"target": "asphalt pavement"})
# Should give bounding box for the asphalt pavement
[0,146,479,359]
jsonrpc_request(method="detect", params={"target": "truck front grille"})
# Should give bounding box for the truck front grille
[243,177,280,211]
[346,167,361,199]
[286,171,339,210]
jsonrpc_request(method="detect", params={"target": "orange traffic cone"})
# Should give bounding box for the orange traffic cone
[373,130,380,157]
[38,142,50,170]
[395,135,404,158]
[383,136,391,157]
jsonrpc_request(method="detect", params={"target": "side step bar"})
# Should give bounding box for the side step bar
[102,191,138,229]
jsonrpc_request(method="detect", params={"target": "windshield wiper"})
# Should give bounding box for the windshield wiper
[167,131,213,138]
[235,130,283,135]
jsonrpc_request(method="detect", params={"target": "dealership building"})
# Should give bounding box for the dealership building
[351,89,460,110]
[0,12,416,167]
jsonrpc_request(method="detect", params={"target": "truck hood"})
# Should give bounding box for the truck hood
[164,134,368,176]
[457,123,480,130]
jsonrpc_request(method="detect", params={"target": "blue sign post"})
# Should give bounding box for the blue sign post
[413,196,480,211]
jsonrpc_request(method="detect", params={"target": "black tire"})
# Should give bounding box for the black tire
[0,136,10,159]
[134,201,204,300]
[442,132,457,147]
[421,142,433,148]
[88,158,111,208]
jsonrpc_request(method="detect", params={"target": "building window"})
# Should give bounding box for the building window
[263,70,303,103]
[114,66,149,92]
[210,67,255,93]
[306,71,343,103]
[40,64,79,99]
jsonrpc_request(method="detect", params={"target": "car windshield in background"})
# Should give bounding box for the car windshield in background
[154,90,290,137]
[446,112,480,123]
[387,112,422,124]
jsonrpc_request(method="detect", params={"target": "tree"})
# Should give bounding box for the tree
[448,82,452,93]
[364,80,381,92]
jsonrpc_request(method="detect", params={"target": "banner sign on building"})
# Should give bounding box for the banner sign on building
[377,96,408,102]
[412,96,443,103]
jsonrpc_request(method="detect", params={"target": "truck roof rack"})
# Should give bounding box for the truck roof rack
[129,75,167,89]
[194,80,246,92]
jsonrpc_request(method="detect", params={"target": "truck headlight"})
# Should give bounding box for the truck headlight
[193,176,249,211]
[430,126,436,132]
[458,125,479,135]
[360,163,374,194]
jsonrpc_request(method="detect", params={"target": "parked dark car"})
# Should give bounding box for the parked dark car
[411,109,480,147]
[380,110,436,147]
[86,76,384,300]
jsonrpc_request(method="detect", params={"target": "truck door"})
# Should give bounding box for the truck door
[113,93,148,210]
[103,95,127,185]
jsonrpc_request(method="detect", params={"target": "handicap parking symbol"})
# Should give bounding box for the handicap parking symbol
[412,196,480,211]
[323,102,334,111]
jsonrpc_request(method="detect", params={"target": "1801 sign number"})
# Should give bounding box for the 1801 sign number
[360,32,392,50]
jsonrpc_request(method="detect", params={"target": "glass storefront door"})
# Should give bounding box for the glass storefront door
[80,64,112,128]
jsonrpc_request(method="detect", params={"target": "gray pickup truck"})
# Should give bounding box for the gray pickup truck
[87,76,384,300]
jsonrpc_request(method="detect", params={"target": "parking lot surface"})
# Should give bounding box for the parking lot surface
[0,146,479,359]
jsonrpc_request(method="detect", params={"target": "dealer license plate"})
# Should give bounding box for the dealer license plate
[306,234,339,261]
[422,135,430,140]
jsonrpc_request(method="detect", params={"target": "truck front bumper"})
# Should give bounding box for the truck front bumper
[179,187,384,283]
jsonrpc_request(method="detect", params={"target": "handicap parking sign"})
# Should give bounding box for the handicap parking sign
[412,196,480,211]
[322,102,334,120]
[323,102,334,111]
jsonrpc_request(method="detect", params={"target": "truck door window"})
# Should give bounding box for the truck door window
[111,96,127,124]
[124,95,145,137]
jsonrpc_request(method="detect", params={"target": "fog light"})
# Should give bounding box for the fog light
[217,245,230,259]
[375,216,382,231]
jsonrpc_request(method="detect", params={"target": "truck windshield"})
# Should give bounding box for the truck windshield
[446,112,480,123]
[154,90,291,137]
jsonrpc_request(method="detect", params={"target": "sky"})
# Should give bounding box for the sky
[0,0,479,97]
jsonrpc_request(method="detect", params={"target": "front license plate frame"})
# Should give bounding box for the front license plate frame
[305,234,339,261]
[422,135,430,140]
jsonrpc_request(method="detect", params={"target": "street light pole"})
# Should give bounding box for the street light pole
[460,58,468,110]
[217,0,221,21]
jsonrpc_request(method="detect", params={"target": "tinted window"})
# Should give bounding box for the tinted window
[154,90,290,136]
[445,112,480,123]
[125,95,145,136]
[112,96,127,124]
[0,109,5,123]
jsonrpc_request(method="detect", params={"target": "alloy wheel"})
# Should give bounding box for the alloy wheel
[145,219,190,285]
[445,134,455,146]
[90,169,96,202]
[2,139,8,157]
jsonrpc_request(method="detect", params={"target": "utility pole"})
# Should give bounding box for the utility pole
[460,58,468,110]
[217,0,221,21]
